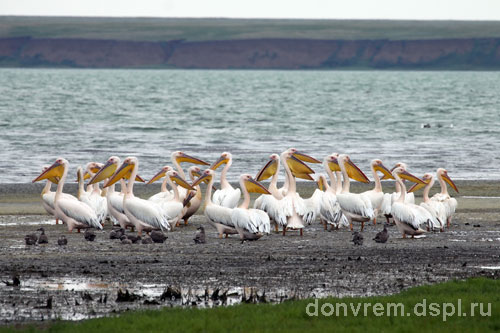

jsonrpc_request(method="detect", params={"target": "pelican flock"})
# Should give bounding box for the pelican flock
[32,149,459,242]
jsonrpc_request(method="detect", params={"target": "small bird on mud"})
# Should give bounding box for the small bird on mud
[110,228,125,240]
[151,230,167,243]
[373,225,389,243]
[352,232,363,246]
[25,233,38,245]
[37,228,48,244]
[57,235,68,246]
[141,235,153,244]
[121,238,132,245]
[193,226,206,244]
[84,229,96,242]
[3,275,20,287]
[127,234,142,244]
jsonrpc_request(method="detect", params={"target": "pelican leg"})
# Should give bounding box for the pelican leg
[373,218,377,225]
[282,227,286,236]
[184,218,189,225]
[56,218,59,225]
[219,233,223,239]
[385,215,391,224]
[77,228,81,233]
[131,226,135,232]
[138,230,142,236]
[411,235,414,239]
[361,222,365,232]
[300,229,303,237]
[447,217,452,228]
[175,222,180,228]
[402,233,406,239]
[323,221,327,230]
[274,224,279,233]
[349,223,353,231]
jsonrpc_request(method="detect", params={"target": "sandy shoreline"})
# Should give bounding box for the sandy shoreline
[0,180,499,323]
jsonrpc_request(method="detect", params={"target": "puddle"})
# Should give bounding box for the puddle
[0,216,55,226]
[480,266,500,270]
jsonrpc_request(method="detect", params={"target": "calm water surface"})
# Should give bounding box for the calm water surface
[0,69,499,183]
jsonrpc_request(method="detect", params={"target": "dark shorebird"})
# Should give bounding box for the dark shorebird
[25,233,38,245]
[373,225,389,243]
[193,226,206,244]
[110,228,125,240]
[84,229,96,242]
[3,275,20,287]
[127,234,142,244]
[37,228,48,244]
[141,235,153,244]
[352,232,363,246]
[121,238,132,245]
[57,235,68,246]
[150,230,167,243]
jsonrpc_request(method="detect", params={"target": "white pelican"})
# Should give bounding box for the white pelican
[231,174,271,240]
[104,157,171,235]
[171,151,210,202]
[432,168,459,227]
[88,156,133,230]
[408,173,446,231]
[319,155,349,230]
[210,152,241,208]
[380,162,416,223]
[147,166,175,203]
[78,163,107,224]
[335,154,373,231]
[360,159,394,224]
[254,153,285,232]
[39,165,62,224]
[33,158,102,232]
[391,167,438,238]
[192,169,238,238]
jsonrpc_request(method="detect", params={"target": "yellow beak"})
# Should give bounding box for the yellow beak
[345,159,370,183]
[244,178,271,195]
[292,151,321,164]
[443,173,459,193]
[407,180,429,193]
[287,155,315,176]
[170,173,195,191]
[255,159,278,181]
[327,160,341,172]
[147,169,167,185]
[33,161,64,183]
[293,172,314,181]
[104,161,133,188]
[89,161,117,185]
[176,153,210,166]
[210,155,229,170]
[374,163,395,180]
[192,173,211,187]
[399,170,426,185]
[317,176,326,191]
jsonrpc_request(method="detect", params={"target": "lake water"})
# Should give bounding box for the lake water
[0,69,499,183]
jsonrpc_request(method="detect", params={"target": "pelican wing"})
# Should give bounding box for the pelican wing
[212,188,241,208]
[380,192,392,216]
[160,201,184,221]
[303,189,323,224]
[362,190,384,211]
[391,202,436,230]
[254,194,288,226]
[320,191,347,227]
[42,192,56,211]
[148,191,174,203]
[232,208,270,234]
[109,192,125,214]
[205,204,235,228]
[420,201,445,229]
[337,193,375,219]
[125,197,170,231]
[58,198,102,230]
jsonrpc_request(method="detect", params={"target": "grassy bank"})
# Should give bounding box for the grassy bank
[2,16,500,42]
[3,278,499,332]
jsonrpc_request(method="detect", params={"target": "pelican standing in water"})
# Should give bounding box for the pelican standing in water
[360,159,394,224]
[33,158,102,232]
[408,173,446,231]
[104,157,170,235]
[231,174,271,240]
[210,152,241,208]
[391,166,437,238]
[192,169,238,238]
[336,154,373,231]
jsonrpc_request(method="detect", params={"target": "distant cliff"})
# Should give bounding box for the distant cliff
[1,37,500,69]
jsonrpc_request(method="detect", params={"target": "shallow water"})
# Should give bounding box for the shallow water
[1,69,499,183]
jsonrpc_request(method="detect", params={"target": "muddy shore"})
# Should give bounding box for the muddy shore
[0,181,499,323]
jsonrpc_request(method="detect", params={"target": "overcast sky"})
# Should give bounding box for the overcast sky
[2,0,500,20]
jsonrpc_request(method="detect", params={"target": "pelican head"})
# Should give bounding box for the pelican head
[382,162,408,180]
[192,169,215,187]
[188,166,202,178]
[339,154,370,183]
[147,165,173,185]
[104,156,138,188]
[33,158,67,183]
[83,162,102,180]
[166,170,195,190]
[42,165,60,184]
[437,168,459,193]
[392,166,425,185]
[240,174,271,194]
[325,153,341,172]
[88,156,120,185]
[255,154,279,181]
[210,152,232,170]
[172,151,209,166]
[372,159,394,179]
